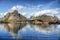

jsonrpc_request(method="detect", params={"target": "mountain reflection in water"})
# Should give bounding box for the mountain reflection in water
[0,23,27,39]
[4,23,26,34]
[30,24,58,33]
[0,23,60,40]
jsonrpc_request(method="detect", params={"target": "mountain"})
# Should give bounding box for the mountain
[30,14,58,22]
[2,10,27,23]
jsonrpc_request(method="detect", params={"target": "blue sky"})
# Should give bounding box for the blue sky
[0,0,60,18]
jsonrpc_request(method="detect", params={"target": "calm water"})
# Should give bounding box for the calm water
[0,23,60,40]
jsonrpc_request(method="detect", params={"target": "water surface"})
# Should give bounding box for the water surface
[0,23,60,40]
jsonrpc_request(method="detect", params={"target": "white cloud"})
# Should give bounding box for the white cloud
[31,9,60,17]
[0,13,3,18]
[11,5,24,11]
[21,12,27,16]
[0,12,9,18]
[0,11,8,17]
[31,5,43,10]
[10,5,28,16]
[8,5,25,13]
[0,3,59,18]
[1,5,26,16]
[3,12,8,15]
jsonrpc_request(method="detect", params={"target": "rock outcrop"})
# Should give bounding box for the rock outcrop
[2,10,27,23]
[30,14,58,22]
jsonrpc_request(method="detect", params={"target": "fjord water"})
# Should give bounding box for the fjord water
[0,23,60,40]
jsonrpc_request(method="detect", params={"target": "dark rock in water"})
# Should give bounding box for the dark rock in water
[56,21,60,24]
[48,22,57,24]
[2,10,27,23]
[48,22,60,24]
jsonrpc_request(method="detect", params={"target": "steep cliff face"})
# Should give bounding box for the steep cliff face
[3,10,26,23]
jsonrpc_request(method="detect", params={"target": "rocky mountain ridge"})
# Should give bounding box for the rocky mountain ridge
[1,10,27,23]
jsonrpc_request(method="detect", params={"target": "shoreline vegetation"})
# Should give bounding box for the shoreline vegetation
[0,10,60,25]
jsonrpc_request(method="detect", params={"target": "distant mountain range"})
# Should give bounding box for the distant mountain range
[30,14,59,22]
